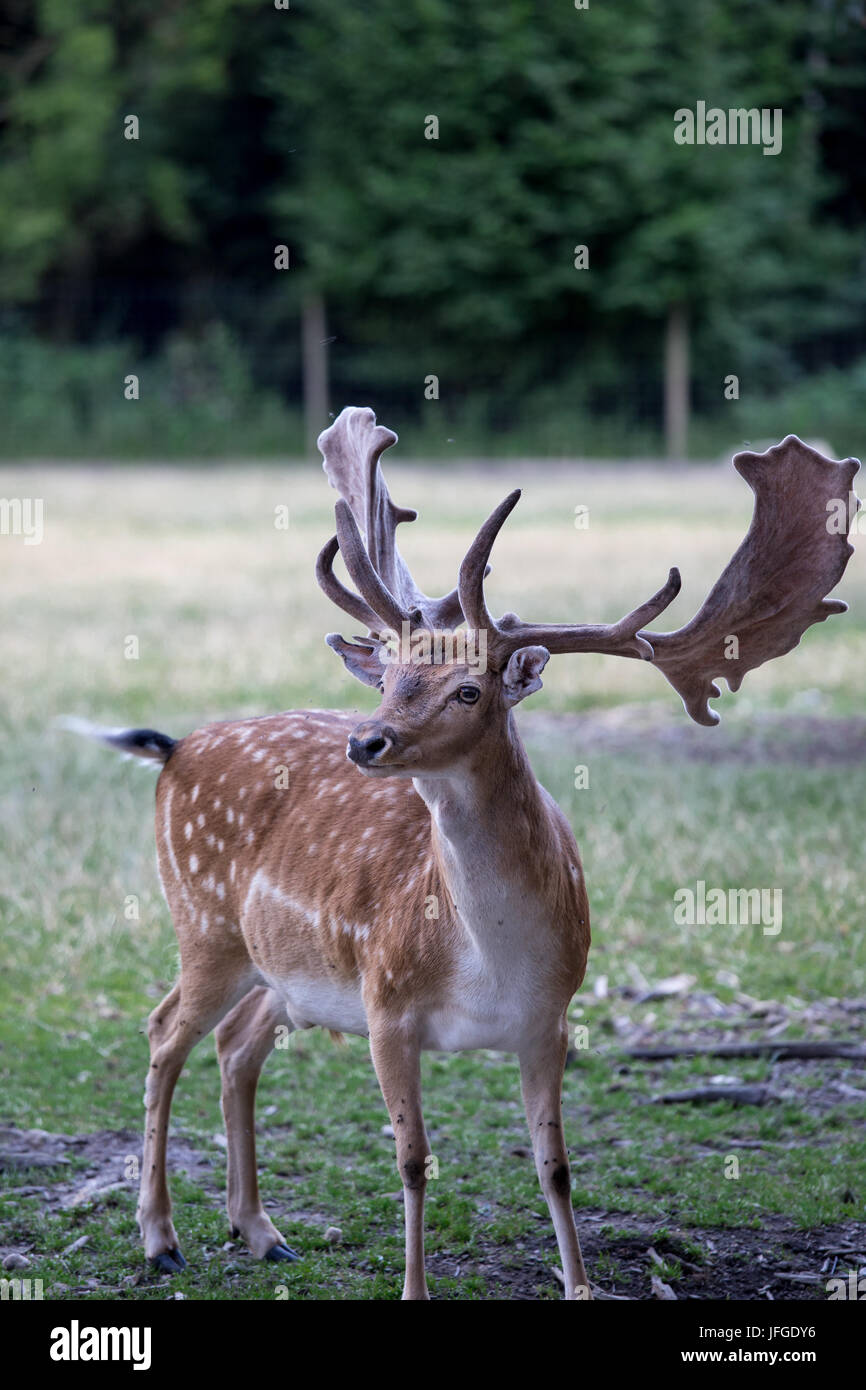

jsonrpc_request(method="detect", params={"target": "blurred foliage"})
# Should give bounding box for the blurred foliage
[0,0,865,454]
[0,325,302,457]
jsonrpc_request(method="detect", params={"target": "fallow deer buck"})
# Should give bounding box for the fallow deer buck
[72,408,858,1300]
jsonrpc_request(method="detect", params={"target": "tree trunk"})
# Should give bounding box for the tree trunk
[302,292,328,456]
[664,303,689,461]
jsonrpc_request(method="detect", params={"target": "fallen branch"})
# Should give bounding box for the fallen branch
[0,1151,71,1170]
[651,1273,678,1300]
[60,1234,90,1258]
[651,1085,772,1106]
[626,1041,866,1062]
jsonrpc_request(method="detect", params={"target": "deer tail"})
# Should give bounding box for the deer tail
[57,716,177,765]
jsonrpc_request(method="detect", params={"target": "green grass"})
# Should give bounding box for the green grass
[0,459,864,1299]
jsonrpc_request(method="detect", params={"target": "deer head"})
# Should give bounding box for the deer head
[316,408,860,773]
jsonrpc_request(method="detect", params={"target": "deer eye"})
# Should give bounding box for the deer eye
[456,685,480,704]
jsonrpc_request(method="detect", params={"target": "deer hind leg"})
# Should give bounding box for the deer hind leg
[369,1022,430,1301]
[215,985,299,1262]
[519,1026,592,1300]
[138,955,258,1272]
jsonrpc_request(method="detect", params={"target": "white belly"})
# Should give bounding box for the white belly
[420,1006,521,1053]
[264,946,559,1053]
[418,957,547,1053]
[265,972,369,1036]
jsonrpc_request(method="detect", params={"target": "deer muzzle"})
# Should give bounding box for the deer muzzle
[347,723,398,767]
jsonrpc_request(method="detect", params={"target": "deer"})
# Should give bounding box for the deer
[70,408,859,1300]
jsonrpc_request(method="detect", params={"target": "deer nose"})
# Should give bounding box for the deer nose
[347,725,396,765]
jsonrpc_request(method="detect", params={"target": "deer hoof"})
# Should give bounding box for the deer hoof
[265,1242,300,1263]
[151,1247,187,1274]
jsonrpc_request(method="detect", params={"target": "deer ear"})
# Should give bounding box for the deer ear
[501,645,550,706]
[325,634,386,688]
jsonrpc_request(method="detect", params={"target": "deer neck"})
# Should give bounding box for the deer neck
[412,713,559,952]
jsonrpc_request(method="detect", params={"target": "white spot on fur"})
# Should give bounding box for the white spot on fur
[242,869,320,928]
[162,787,181,882]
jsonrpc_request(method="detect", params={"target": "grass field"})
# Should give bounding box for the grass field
[1,453,864,1300]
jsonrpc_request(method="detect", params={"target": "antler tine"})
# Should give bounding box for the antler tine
[458,489,522,635]
[608,568,682,654]
[457,486,680,664]
[334,498,408,633]
[426,587,465,630]
[495,567,682,661]
[315,534,384,632]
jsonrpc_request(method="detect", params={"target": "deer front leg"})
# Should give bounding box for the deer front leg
[519,1026,592,1300]
[369,1022,430,1301]
[215,986,299,1263]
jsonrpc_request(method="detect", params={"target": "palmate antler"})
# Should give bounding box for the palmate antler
[317,411,860,726]
[642,438,860,723]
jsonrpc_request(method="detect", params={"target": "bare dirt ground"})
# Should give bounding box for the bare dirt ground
[431,1212,866,1301]
[2,1123,864,1300]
